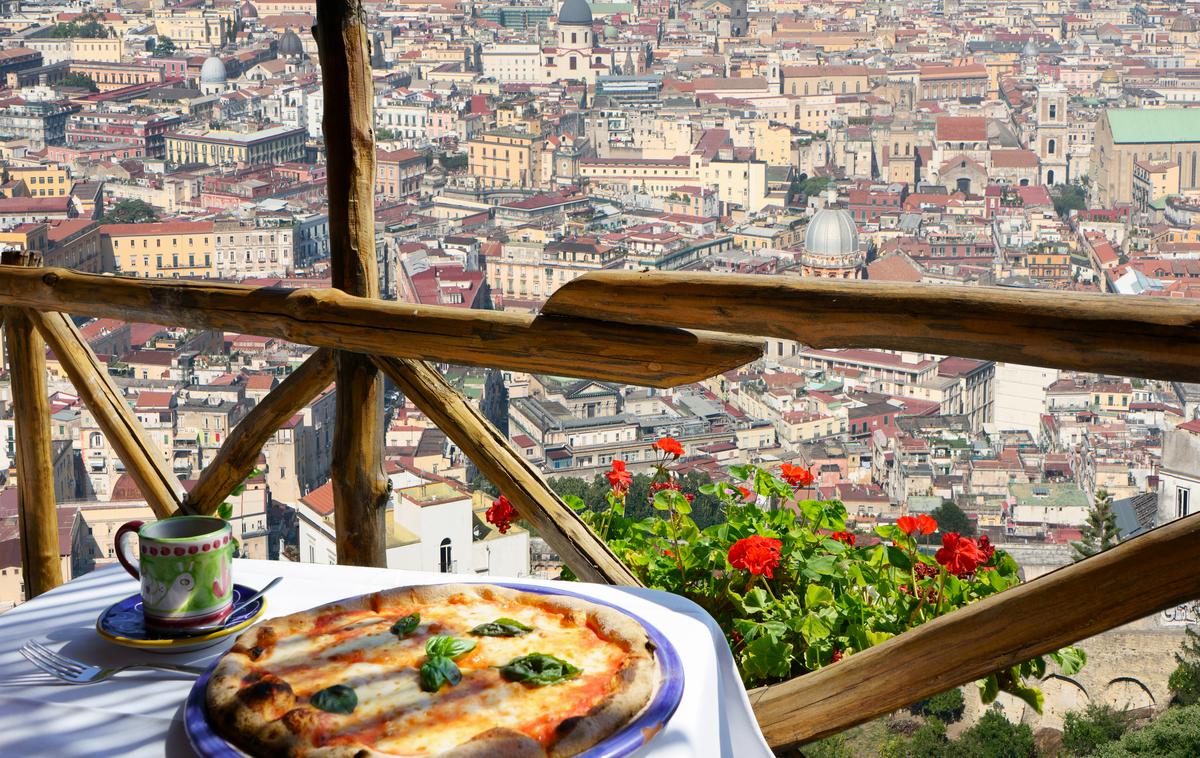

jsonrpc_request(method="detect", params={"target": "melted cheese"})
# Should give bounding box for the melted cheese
[254,595,630,756]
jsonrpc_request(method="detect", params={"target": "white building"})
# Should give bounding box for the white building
[480,0,611,85]
[989,363,1059,435]
[1157,422,1200,524]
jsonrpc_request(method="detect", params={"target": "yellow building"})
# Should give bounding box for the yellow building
[25,37,123,65]
[68,62,165,92]
[151,9,231,49]
[102,221,215,278]
[2,164,71,197]
[781,64,871,96]
[467,129,539,189]
[1132,159,1180,212]
[166,126,306,167]
[1093,108,1200,206]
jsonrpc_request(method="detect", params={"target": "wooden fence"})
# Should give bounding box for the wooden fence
[2,0,1199,751]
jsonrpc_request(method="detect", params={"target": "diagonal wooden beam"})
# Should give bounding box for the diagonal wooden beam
[749,511,1200,749]
[543,270,1200,383]
[0,267,763,389]
[185,349,337,516]
[372,355,640,586]
[30,310,186,519]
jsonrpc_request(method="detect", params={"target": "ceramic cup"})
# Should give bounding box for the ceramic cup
[115,516,234,634]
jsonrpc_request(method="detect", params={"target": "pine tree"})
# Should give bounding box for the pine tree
[1071,489,1121,561]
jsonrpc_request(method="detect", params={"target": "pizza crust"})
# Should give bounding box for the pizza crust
[206,583,659,758]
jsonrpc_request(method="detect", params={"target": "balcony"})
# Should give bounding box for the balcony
[0,7,1198,756]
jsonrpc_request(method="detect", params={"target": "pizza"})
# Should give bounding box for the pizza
[205,583,659,757]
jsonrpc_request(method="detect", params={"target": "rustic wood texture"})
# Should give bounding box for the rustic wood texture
[185,349,336,516]
[543,270,1200,383]
[317,0,390,566]
[3,251,63,596]
[372,356,640,585]
[0,267,761,389]
[749,511,1200,749]
[30,310,186,519]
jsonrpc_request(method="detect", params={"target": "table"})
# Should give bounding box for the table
[0,560,773,757]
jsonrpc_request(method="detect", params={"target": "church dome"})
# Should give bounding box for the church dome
[558,0,593,26]
[200,55,227,84]
[1171,15,1198,32]
[279,28,304,57]
[240,1,258,18]
[1100,67,1120,84]
[804,205,859,257]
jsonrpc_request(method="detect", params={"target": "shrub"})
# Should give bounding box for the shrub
[1168,626,1200,706]
[1062,704,1131,755]
[910,688,966,724]
[881,717,948,758]
[548,448,1086,707]
[954,710,1036,758]
[1094,704,1200,757]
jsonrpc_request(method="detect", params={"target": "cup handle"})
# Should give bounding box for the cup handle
[114,520,145,580]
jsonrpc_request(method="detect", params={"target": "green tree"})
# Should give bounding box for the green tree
[930,500,974,538]
[801,175,831,198]
[51,13,110,39]
[152,36,177,57]
[1053,183,1087,219]
[376,126,398,140]
[881,717,948,758]
[1169,626,1200,706]
[100,199,159,224]
[1071,489,1121,561]
[1095,703,1200,757]
[910,688,966,724]
[1063,704,1131,756]
[59,72,98,92]
[954,710,1036,758]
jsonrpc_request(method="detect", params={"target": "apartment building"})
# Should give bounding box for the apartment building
[213,220,294,279]
[102,221,215,278]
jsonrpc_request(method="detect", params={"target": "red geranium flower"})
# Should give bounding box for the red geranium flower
[728,535,783,579]
[652,436,685,458]
[978,534,995,562]
[896,514,938,536]
[831,531,856,547]
[780,463,814,488]
[917,514,938,535]
[605,459,632,494]
[896,516,918,536]
[831,648,844,663]
[736,486,756,502]
[935,532,984,577]
[486,495,517,534]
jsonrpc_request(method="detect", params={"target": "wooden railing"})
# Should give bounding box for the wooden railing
[2,0,1199,751]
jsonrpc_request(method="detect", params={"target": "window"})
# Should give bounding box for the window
[1049,103,1057,119]
[439,538,453,573]
[569,57,577,70]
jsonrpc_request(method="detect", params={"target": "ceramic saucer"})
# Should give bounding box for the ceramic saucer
[96,584,266,654]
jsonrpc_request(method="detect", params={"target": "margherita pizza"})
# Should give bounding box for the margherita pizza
[205,583,658,757]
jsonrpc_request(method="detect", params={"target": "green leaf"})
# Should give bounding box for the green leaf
[420,656,461,692]
[886,546,913,570]
[740,587,772,616]
[799,611,832,644]
[652,490,672,511]
[864,629,894,646]
[802,554,836,579]
[563,495,586,512]
[1004,678,1045,713]
[741,635,793,680]
[389,613,419,637]
[499,653,582,686]
[805,584,834,608]
[734,618,788,642]
[217,502,233,520]
[425,635,476,660]
[875,524,899,540]
[310,684,357,713]
[979,673,1000,703]
[1050,646,1087,676]
[470,617,533,637]
[698,483,717,495]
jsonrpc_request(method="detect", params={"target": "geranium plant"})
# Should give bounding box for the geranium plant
[524,438,1084,711]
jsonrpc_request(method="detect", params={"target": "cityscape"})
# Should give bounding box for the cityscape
[1,0,1200,753]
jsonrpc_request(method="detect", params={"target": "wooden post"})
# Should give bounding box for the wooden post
[749,511,1200,748]
[373,356,640,585]
[30,310,185,519]
[186,349,336,515]
[317,0,390,566]
[2,251,62,597]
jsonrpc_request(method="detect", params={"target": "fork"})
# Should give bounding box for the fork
[20,640,206,684]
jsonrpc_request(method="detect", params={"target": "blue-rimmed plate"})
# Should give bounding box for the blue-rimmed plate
[185,582,684,758]
[96,584,267,654]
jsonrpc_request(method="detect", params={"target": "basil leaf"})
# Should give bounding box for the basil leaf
[470,617,534,637]
[425,635,476,660]
[419,655,461,692]
[499,653,582,686]
[310,684,357,714]
[390,613,420,637]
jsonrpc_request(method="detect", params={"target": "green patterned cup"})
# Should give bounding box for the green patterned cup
[115,516,234,634]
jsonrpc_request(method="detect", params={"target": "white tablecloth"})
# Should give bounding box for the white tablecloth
[0,560,772,757]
